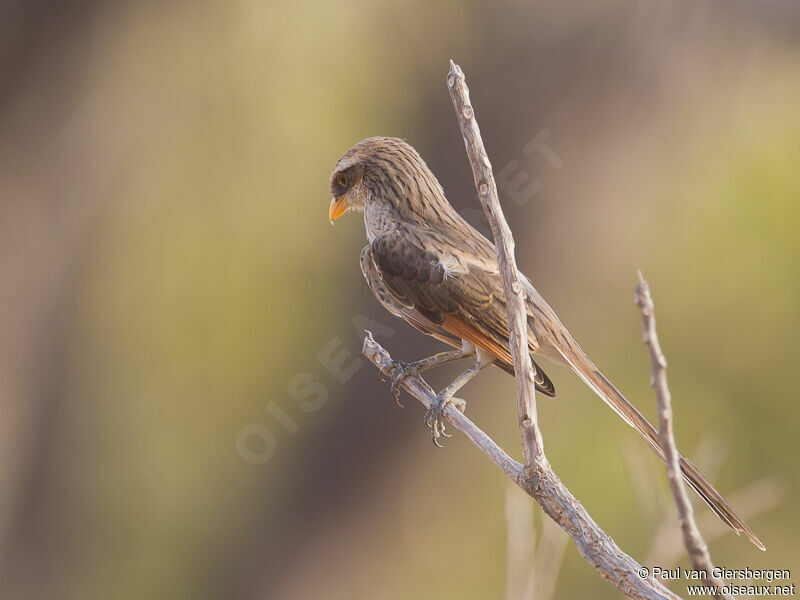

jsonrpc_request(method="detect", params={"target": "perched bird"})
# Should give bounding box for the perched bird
[329,136,764,550]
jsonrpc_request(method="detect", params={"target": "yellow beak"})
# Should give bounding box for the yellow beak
[328,197,348,223]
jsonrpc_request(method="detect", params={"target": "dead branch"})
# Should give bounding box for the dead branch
[448,60,677,599]
[363,334,677,599]
[447,59,544,472]
[635,271,729,599]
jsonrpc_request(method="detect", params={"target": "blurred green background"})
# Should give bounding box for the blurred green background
[1,1,798,598]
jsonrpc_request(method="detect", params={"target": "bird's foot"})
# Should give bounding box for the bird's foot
[382,360,426,407]
[424,393,466,447]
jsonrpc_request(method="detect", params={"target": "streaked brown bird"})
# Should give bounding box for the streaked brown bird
[329,136,764,550]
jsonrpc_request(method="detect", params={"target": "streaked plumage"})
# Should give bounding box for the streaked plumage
[329,136,763,550]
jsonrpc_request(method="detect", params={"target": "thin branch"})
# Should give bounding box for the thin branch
[447,59,675,599]
[635,271,729,599]
[646,477,785,568]
[623,435,783,567]
[363,333,679,600]
[447,60,544,473]
[364,332,526,484]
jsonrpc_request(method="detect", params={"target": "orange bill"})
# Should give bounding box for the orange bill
[329,197,348,222]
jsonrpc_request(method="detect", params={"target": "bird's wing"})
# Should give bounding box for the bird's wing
[365,228,555,397]
[360,244,462,348]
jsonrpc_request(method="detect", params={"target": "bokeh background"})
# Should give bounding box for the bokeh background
[1,1,798,598]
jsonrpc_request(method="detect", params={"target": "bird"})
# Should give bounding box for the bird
[328,135,764,550]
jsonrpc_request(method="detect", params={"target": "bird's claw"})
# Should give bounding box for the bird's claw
[382,360,422,407]
[425,394,466,447]
[379,360,466,445]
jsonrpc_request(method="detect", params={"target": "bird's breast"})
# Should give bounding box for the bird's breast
[364,199,399,241]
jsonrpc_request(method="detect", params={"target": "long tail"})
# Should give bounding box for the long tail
[553,340,765,550]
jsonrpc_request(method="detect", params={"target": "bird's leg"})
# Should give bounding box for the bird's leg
[385,343,476,406]
[425,349,494,446]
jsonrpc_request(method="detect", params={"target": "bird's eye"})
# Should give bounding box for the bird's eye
[336,173,347,187]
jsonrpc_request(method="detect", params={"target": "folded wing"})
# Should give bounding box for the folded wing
[363,228,555,397]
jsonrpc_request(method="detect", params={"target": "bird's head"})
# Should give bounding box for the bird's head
[328,142,370,223]
[328,136,444,223]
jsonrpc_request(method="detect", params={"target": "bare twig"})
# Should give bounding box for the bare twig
[363,337,677,600]
[646,477,785,567]
[622,435,783,568]
[364,332,527,487]
[635,271,729,599]
[447,60,544,473]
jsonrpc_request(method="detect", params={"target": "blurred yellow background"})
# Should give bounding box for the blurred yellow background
[1,1,798,598]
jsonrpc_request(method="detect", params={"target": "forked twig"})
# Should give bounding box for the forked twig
[363,334,676,599]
